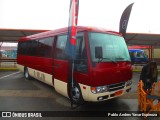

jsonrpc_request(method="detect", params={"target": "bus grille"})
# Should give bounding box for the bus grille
[108,82,125,92]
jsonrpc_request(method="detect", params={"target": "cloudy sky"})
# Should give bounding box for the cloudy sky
[0,0,160,33]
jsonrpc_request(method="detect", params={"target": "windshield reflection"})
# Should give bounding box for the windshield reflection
[88,32,131,63]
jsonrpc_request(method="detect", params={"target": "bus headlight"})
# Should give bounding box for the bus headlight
[126,80,132,87]
[91,85,109,94]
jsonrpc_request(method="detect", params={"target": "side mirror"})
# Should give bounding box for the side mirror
[95,47,103,59]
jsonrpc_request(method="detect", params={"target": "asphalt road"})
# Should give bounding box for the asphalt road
[0,71,159,120]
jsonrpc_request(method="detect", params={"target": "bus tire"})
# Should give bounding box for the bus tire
[69,80,84,105]
[24,67,31,80]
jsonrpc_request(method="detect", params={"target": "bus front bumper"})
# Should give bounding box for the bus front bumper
[79,83,132,102]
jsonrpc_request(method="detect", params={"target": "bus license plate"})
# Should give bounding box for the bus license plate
[114,90,123,96]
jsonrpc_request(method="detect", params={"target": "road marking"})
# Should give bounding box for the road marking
[0,71,20,80]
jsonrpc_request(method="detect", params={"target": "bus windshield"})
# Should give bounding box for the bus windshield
[135,52,144,58]
[88,32,131,62]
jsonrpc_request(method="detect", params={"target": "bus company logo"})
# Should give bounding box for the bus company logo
[2,112,11,117]
[122,20,127,30]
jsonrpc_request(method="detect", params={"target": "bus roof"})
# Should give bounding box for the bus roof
[19,26,122,42]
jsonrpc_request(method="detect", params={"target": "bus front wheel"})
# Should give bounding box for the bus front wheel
[69,81,84,105]
[24,67,31,80]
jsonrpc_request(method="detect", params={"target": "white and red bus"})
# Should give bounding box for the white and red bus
[17,26,132,104]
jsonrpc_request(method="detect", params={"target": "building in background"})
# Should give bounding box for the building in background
[0,43,17,59]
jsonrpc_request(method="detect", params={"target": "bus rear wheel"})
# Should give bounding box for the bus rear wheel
[24,67,31,80]
[69,81,84,105]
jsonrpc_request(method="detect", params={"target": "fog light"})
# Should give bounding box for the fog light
[98,97,103,101]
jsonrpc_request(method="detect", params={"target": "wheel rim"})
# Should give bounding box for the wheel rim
[71,86,80,101]
[25,69,29,78]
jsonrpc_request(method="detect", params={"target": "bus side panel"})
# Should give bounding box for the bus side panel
[53,59,69,97]
[54,79,69,98]
[28,67,53,86]
[53,59,69,83]
[18,55,53,75]
[17,54,54,86]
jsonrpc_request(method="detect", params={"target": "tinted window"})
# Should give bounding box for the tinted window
[74,32,88,73]
[37,37,54,57]
[18,37,54,58]
[75,33,86,60]
[29,40,38,56]
[18,42,28,55]
[55,35,67,59]
[55,33,87,60]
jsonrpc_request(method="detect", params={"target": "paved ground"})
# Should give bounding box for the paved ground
[0,71,159,120]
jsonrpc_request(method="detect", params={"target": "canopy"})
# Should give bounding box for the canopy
[0,29,160,47]
[0,28,47,42]
[126,33,160,46]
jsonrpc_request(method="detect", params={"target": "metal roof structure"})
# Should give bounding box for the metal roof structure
[0,28,47,42]
[0,28,160,47]
[128,45,151,49]
[126,33,160,46]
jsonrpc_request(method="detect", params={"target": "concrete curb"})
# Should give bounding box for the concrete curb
[0,68,18,71]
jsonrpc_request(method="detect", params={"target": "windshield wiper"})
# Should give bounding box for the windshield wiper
[97,58,117,63]
[115,57,131,62]
[115,57,125,60]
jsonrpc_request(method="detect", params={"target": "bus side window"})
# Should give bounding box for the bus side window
[75,33,88,73]
[38,37,54,58]
[18,42,29,55]
[30,40,38,56]
[76,37,87,61]
[55,35,67,59]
